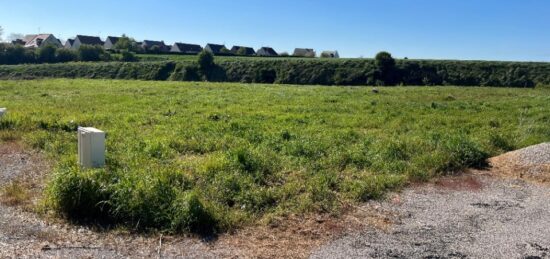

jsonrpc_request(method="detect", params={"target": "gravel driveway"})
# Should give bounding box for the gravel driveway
[312,143,550,259]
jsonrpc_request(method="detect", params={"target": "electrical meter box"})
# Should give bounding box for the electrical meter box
[78,127,105,168]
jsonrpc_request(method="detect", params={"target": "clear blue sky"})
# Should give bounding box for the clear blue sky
[1,0,549,61]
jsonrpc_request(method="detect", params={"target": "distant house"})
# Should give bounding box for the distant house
[321,51,340,58]
[70,35,104,50]
[11,39,26,45]
[22,34,63,48]
[293,48,316,57]
[171,43,203,54]
[104,36,121,50]
[231,46,256,56]
[257,47,278,57]
[23,35,37,45]
[204,44,227,55]
[64,39,75,49]
[141,40,169,52]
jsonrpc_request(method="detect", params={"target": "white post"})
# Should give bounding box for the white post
[77,127,106,168]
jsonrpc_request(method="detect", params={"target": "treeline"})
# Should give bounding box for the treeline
[0,43,137,65]
[219,59,549,87]
[0,51,549,87]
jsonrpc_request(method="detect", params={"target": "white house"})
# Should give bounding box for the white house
[23,34,63,48]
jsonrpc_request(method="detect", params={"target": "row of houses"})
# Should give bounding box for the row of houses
[13,34,340,58]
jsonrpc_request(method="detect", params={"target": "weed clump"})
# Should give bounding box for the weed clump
[46,164,112,221]
[438,135,489,172]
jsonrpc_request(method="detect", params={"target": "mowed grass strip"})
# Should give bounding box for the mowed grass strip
[0,79,549,234]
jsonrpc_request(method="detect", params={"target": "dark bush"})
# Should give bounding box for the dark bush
[198,50,214,72]
[36,45,57,63]
[170,63,201,81]
[119,50,138,62]
[56,48,77,63]
[0,43,35,64]
[78,45,106,62]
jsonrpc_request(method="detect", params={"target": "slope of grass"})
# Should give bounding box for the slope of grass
[0,79,549,233]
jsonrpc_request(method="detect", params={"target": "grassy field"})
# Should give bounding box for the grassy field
[0,79,549,233]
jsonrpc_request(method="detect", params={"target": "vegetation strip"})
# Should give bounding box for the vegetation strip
[2,48,550,87]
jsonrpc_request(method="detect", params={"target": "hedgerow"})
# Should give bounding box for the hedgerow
[1,58,549,87]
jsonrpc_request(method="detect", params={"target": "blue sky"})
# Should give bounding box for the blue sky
[1,0,549,61]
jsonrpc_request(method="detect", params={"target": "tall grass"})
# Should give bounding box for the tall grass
[0,79,549,233]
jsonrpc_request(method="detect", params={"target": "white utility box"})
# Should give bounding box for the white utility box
[78,127,105,168]
[0,108,6,117]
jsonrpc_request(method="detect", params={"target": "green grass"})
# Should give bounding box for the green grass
[1,79,549,233]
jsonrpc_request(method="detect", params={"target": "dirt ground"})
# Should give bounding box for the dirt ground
[1,142,549,258]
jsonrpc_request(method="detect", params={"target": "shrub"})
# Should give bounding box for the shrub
[198,50,214,71]
[375,51,395,72]
[36,45,57,63]
[55,48,77,63]
[78,45,105,62]
[170,63,200,81]
[113,35,139,52]
[119,50,137,62]
[0,43,35,64]
[255,69,276,83]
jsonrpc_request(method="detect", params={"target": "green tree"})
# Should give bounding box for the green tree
[375,51,395,72]
[374,51,397,85]
[114,34,137,52]
[36,44,57,63]
[198,50,214,71]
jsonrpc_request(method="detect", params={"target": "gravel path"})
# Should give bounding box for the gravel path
[311,143,550,259]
